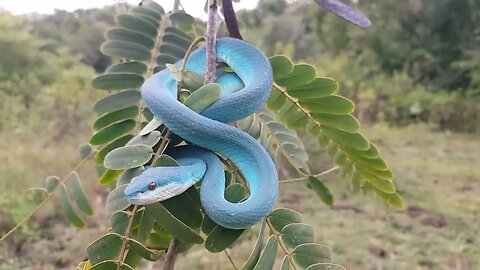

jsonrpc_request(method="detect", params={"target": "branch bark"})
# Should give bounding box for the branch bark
[173,0,180,12]
[204,0,218,84]
[222,0,242,39]
[163,238,180,270]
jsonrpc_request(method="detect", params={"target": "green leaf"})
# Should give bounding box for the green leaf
[96,135,133,165]
[98,169,122,185]
[59,184,84,228]
[306,263,347,270]
[89,261,133,270]
[165,25,192,39]
[142,0,165,14]
[276,64,316,87]
[118,166,145,187]
[369,186,404,209]
[111,210,129,235]
[139,118,163,136]
[253,235,278,270]
[78,143,93,159]
[288,78,338,99]
[86,233,123,264]
[93,106,139,131]
[269,55,294,80]
[92,73,144,91]
[90,119,136,146]
[170,12,195,25]
[127,130,162,147]
[163,33,192,49]
[160,43,187,59]
[268,208,303,233]
[44,176,59,193]
[311,114,359,133]
[280,223,314,249]
[25,188,48,204]
[137,210,155,242]
[300,95,354,115]
[93,90,141,115]
[128,238,163,261]
[104,145,153,170]
[307,176,334,206]
[106,184,131,216]
[115,14,158,37]
[101,40,151,61]
[70,172,93,216]
[292,243,331,268]
[131,6,162,22]
[266,87,287,111]
[161,186,203,229]
[156,54,179,66]
[321,127,370,151]
[243,222,267,270]
[145,203,203,244]
[182,71,204,90]
[153,154,178,167]
[105,27,155,50]
[280,256,291,270]
[183,83,221,112]
[106,61,149,75]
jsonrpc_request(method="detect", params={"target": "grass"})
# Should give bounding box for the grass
[1,124,479,269]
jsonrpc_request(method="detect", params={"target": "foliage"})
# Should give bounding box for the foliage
[7,0,469,269]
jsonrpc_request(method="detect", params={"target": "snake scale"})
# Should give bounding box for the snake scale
[124,38,278,229]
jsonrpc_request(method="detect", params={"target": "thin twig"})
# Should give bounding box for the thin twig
[163,238,180,270]
[204,0,218,84]
[224,249,239,270]
[266,219,299,270]
[116,205,139,270]
[135,12,170,134]
[0,150,96,242]
[222,0,242,39]
[173,0,180,12]
[181,36,206,72]
[280,166,340,183]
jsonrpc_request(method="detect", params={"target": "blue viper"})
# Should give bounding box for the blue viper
[124,38,278,229]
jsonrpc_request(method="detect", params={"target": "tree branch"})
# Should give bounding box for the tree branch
[163,238,180,270]
[204,0,218,84]
[280,166,339,183]
[222,0,242,39]
[173,0,180,12]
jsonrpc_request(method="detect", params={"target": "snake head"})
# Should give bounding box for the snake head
[124,165,205,205]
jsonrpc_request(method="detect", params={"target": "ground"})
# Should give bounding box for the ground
[1,124,479,269]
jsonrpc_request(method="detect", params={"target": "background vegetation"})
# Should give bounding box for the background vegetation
[0,0,479,269]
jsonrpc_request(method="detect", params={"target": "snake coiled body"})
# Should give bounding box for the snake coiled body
[124,38,278,229]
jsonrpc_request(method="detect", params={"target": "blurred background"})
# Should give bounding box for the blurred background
[0,0,479,269]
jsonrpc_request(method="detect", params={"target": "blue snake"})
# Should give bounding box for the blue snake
[124,38,278,229]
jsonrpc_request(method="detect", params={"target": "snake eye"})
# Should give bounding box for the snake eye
[148,182,156,191]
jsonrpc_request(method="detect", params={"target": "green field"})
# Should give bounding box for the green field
[1,124,478,269]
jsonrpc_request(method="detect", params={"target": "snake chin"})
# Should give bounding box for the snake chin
[125,181,195,205]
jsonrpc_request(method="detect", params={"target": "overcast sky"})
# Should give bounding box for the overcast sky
[0,0,259,19]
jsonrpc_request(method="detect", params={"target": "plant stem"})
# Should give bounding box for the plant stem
[280,166,339,183]
[116,205,139,270]
[222,0,242,39]
[181,36,206,73]
[0,150,96,242]
[266,219,299,270]
[204,0,218,84]
[173,0,180,12]
[163,238,180,270]
[224,249,239,270]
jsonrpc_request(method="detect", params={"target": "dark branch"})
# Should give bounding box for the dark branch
[222,0,243,39]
